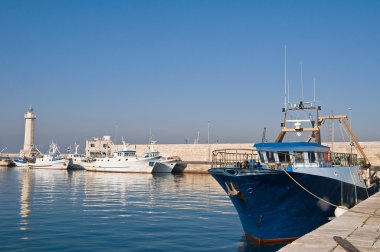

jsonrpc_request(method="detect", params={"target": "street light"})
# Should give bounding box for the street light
[207,121,210,162]
[348,108,352,143]
[348,108,353,164]
[207,121,210,145]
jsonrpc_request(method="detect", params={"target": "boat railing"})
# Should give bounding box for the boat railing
[329,152,358,167]
[212,149,258,169]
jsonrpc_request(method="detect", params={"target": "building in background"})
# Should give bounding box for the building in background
[85,136,113,157]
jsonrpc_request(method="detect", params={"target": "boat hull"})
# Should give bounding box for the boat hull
[14,160,29,167]
[209,167,376,244]
[67,159,85,170]
[29,159,69,170]
[83,158,159,173]
[0,159,12,167]
[152,159,186,173]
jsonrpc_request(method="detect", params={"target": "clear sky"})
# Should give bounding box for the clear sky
[0,0,379,153]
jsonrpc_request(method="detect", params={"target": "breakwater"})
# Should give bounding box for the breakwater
[117,141,380,173]
[2,141,380,172]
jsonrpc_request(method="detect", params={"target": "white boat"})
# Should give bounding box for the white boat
[83,140,161,173]
[67,144,86,169]
[156,157,187,173]
[14,158,29,167]
[0,147,13,167]
[142,141,186,173]
[0,158,12,167]
[28,142,69,170]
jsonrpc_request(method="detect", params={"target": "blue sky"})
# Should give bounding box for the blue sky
[0,0,379,153]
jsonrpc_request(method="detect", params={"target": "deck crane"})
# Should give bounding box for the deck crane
[275,101,371,168]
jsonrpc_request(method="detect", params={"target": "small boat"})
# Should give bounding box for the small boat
[67,143,86,170]
[83,140,161,173]
[28,142,69,170]
[142,141,186,173]
[209,101,378,245]
[14,157,29,167]
[0,158,12,167]
[0,147,13,167]
[156,156,186,174]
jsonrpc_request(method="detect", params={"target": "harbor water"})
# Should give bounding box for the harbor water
[0,167,283,251]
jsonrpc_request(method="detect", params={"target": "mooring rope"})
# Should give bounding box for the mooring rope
[281,168,379,217]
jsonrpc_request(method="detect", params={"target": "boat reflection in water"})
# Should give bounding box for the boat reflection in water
[3,167,276,251]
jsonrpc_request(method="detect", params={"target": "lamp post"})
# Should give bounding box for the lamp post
[349,108,353,164]
[207,121,210,145]
[207,121,210,162]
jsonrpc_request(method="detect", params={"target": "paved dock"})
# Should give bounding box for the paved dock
[279,192,380,252]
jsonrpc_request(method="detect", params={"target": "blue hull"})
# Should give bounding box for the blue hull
[209,168,376,244]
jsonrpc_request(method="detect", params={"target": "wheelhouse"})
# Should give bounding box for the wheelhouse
[254,142,356,169]
[113,150,136,157]
[141,151,159,158]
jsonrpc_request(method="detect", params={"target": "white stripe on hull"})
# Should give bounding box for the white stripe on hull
[294,166,366,189]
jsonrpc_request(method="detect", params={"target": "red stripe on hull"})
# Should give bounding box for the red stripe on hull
[245,233,298,245]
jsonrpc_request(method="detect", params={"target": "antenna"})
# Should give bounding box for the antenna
[300,62,304,101]
[313,77,316,102]
[287,80,290,104]
[284,45,287,107]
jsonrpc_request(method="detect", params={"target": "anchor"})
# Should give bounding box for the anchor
[225,181,239,196]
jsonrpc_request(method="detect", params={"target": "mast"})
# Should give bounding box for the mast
[313,77,316,102]
[284,45,287,108]
[300,62,304,101]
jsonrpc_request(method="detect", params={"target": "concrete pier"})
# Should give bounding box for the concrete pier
[279,192,380,252]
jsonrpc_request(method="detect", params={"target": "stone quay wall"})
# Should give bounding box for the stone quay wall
[117,141,380,173]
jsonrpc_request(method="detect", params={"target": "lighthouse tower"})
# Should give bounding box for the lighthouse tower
[22,107,38,157]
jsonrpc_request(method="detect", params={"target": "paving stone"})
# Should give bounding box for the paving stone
[280,192,380,251]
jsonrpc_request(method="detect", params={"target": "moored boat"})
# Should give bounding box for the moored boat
[0,147,13,167]
[208,101,378,244]
[0,158,12,167]
[66,144,86,170]
[14,156,36,167]
[155,156,186,173]
[143,140,186,173]
[83,140,161,173]
[28,142,68,170]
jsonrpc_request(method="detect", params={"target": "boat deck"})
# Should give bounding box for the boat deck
[279,191,380,251]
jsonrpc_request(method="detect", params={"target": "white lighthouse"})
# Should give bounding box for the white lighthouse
[22,107,38,157]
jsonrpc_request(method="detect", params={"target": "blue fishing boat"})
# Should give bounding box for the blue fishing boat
[209,101,378,244]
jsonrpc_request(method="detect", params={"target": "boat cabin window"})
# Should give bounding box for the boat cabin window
[308,152,316,163]
[266,152,275,163]
[259,152,265,163]
[316,152,323,162]
[294,152,304,163]
[278,152,290,163]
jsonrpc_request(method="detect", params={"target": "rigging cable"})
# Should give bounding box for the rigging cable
[280,168,378,216]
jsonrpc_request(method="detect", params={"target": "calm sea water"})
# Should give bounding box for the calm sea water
[0,167,283,251]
